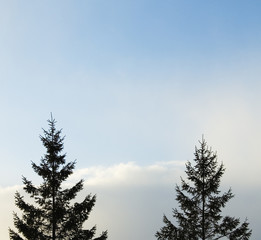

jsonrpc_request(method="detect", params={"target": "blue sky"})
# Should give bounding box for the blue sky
[0,0,261,239]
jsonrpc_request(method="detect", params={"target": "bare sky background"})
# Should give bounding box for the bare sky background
[0,0,261,239]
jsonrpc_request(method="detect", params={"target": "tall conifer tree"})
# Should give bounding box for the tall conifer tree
[156,138,251,240]
[9,117,107,240]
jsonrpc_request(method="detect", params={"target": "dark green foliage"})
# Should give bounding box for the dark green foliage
[9,117,107,240]
[156,138,252,240]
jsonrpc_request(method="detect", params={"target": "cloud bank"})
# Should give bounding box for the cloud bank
[69,161,186,187]
[1,160,260,240]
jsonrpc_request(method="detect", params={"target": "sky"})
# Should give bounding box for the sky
[0,0,261,239]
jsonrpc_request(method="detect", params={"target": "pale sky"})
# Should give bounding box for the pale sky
[0,0,261,239]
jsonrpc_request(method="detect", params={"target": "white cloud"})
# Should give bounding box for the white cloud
[74,161,186,240]
[69,161,186,187]
[69,161,260,240]
[2,160,260,240]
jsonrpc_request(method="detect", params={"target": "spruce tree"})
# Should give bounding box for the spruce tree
[9,117,107,240]
[156,138,252,240]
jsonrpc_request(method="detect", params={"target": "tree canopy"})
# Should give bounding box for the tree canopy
[9,117,107,240]
[156,138,252,240]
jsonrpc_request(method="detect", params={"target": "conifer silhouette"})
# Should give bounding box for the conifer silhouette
[9,117,107,240]
[156,138,251,240]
